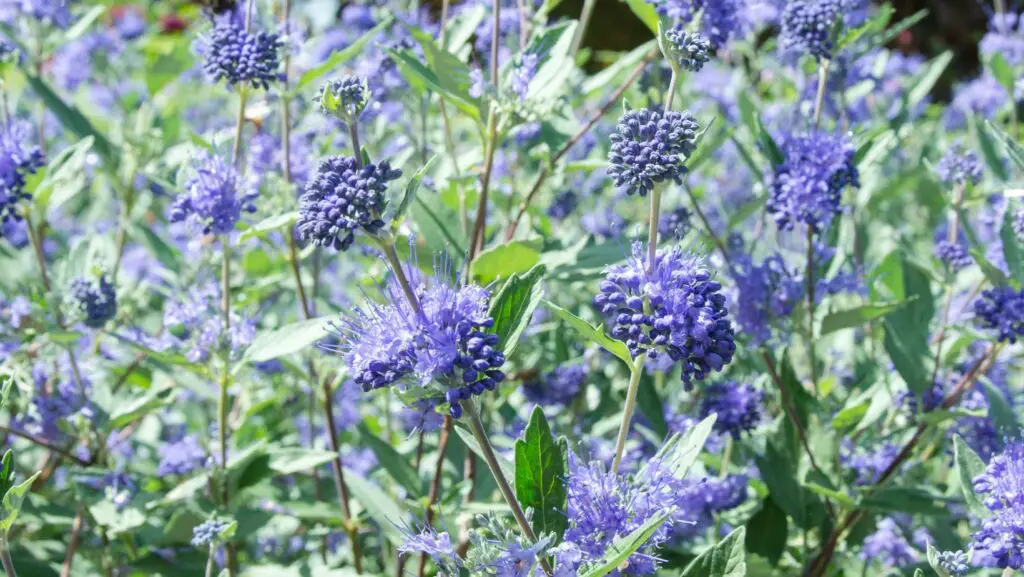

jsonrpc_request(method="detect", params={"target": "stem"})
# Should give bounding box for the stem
[463,399,553,577]
[490,0,500,88]
[24,214,50,290]
[321,377,362,573]
[418,416,452,577]
[804,225,818,386]
[349,119,363,169]
[60,511,84,577]
[506,50,655,239]
[288,234,311,319]
[929,183,965,387]
[205,545,216,577]
[813,58,830,129]
[378,239,422,315]
[665,69,679,111]
[570,0,597,56]
[470,109,498,260]
[230,90,249,168]
[683,182,734,271]
[0,536,17,577]
[646,186,663,272]
[718,436,733,480]
[611,355,647,473]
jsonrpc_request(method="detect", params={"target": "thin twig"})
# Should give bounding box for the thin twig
[60,510,84,577]
[417,416,452,577]
[0,426,91,466]
[321,377,363,573]
[804,225,819,386]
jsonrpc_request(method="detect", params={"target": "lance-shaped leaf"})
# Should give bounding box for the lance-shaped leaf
[515,406,567,540]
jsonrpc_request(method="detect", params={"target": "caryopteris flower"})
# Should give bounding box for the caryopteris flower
[860,518,918,569]
[973,286,1024,344]
[398,527,460,575]
[317,75,371,121]
[972,441,1024,569]
[779,0,840,60]
[935,145,984,187]
[170,153,257,235]
[767,130,858,232]
[68,274,117,329]
[334,256,505,418]
[935,240,972,272]
[522,364,586,406]
[658,206,692,241]
[699,381,762,438]
[511,52,538,101]
[157,435,207,477]
[936,550,970,576]
[595,243,735,387]
[200,20,282,90]
[297,156,401,251]
[608,108,700,197]
[192,519,232,548]
[0,122,45,233]
[664,26,711,72]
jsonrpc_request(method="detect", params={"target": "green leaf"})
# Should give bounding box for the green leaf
[454,424,516,488]
[881,257,934,395]
[926,543,952,577]
[238,212,299,243]
[266,448,341,476]
[662,414,716,477]
[756,117,784,167]
[745,499,787,567]
[582,40,656,97]
[488,264,546,358]
[973,115,1010,182]
[621,0,661,35]
[411,194,466,257]
[908,51,953,110]
[523,21,578,105]
[109,383,174,428]
[23,72,116,167]
[578,509,672,577]
[680,527,747,577]
[386,46,481,124]
[820,300,911,335]
[357,424,422,498]
[514,406,567,540]
[297,16,395,91]
[392,155,437,232]
[0,471,40,534]
[244,317,332,363]
[636,374,668,439]
[990,53,1016,96]
[953,435,989,519]
[830,400,869,431]
[803,482,858,508]
[860,486,948,516]
[0,451,12,499]
[543,300,633,368]
[65,5,106,41]
[1001,206,1024,284]
[980,380,1018,438]
[343,467,406,539]
[471,242,543,285]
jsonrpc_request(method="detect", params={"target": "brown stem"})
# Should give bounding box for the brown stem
[60,510,84,577]
[417,416,452,577]
[804,225,818,386]
[506,51,654,240]
[469,110,498,260]
[321,378,362,573]
[0,426,91,466]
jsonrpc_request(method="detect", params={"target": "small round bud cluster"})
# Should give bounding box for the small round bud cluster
[317,76,371,121]
[191,519,232,547]
[69,274,117,329]
[608,108,701,197]
[658,206,692,241]
[973,286,1024,344]
[547,191,578,221]
[444,325,505,419]
[594,243,735,387]
[936,550,969,577]
[522,364,587,406]
[935,146,984,187]
[935,240,972,271]
[0,123,45,234]
[664,26,712,72]
[699,381,762,439]
[200,21,282,90]
[779,0,840,61]
[297,156,401,251]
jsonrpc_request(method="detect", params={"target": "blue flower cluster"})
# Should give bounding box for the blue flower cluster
[398,527,460,575]
[699,381,762,438]
[608,108,700,197]
[935,240,972,272]
[159,283,256,363]
[935,146,984,187]
[69,274,117,329]
[336,259,505,418]
[522,364,587,406]
[767,131,858,232]
[649,0,740,49]
[317,75,370,120]
[200,20,283,90]
[860,517,918,569]
[547,190,578,221]
[973,286,1024,344]
[972,441,1024,569]
[779,0,840,60]
[170,153,257,236]
[157,434,207,477]
[595,243,735,387]
[1015,208,1024,240]
[937,550,970,576]
[297,156,401,251]
[1,0,75,28]
[664,26,711,72]
[511,53,538,101]
[192,519,232,548]
[0,122,45,234]
[658,206,691,240]
[981,13,1024,66]
[729,253,802,344]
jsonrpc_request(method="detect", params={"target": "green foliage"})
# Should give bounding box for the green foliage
[514,406,567,540]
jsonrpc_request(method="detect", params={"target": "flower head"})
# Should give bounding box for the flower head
[936,550,970,577]
[192,519,232,548]
[658,206,692,241]
[199,20,282,89]
[511,53,538,101]
[860,518,918,568]
[170,153,257,235]
[608,108,700,197]
[547,190,578,221]
[334,255,505,418]
[1014,208,1024,241]
[767,130,858,232]
[297,156,401,251]
[973,286,1024,344]
[399,527,460,574]
[522,364,587,406]
[779,0,840,60]
[317,75,371,121]
[664,26,711,72]
[699,381,762,438]
[157,435,207,477]
[595,243,735,387]
[972,441,1024,569]
[936,146,984,187]
[981,13,1024,66]
[935,240,972,272]
[68,274,116,329]
[0,122,45,233]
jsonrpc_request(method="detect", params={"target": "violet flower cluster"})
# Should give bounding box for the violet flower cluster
[199,19,283,90]
[767,130,858,232]
[170,153,257,236]
[607,108,700,197]
[972,441,1024,569]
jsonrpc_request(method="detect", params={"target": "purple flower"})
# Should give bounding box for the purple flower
[779,0,840,60]
[170,153,257,236]
[68,274,116,329]
[944,75,1008,130]
[198,20,282,89]
[860,518,918,568]
[841,439,900,485]
[595,243,735,387]
[935,146,984,187]
[729,253,803,344]
[317,75,371,120]
[664,26,711,72]
[192,519,232,548]
[973,286,1024,344]
[157,435,207,476]
[935,240,972,272]
[981,13,1024,66]
[767,130,858,232]
[512,53,538,101]
[698,381,762,438]
[0,121,45,234]
[607,108,700,197]
[658,206,691,241]
[522,364,587,406]
[972,441,1024,569]
[937,550,970,576]
[647,0,740,49]
[0,0,74,28]
[398,527,460,574]
[547,190,578,221]
[297,156,401,251]
[334,255,505,418]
